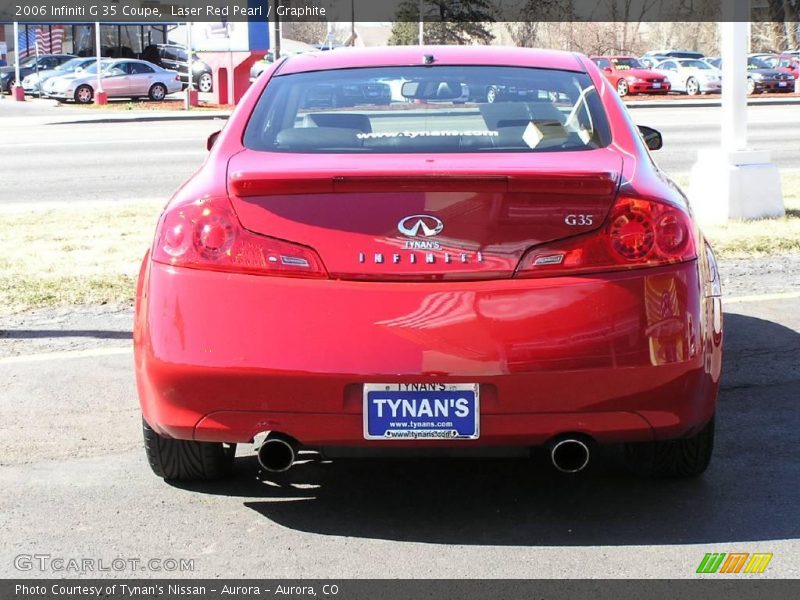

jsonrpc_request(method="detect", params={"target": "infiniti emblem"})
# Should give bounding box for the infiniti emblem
[397,215,444,237]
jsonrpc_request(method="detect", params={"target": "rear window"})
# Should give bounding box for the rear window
[243,65,611,154]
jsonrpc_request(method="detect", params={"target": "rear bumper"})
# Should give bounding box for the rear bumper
[135,260,722,447]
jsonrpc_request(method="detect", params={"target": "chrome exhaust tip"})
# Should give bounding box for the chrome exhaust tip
[549,438,591,473]
[257,434,298,473]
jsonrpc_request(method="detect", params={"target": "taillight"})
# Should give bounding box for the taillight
[517,197,696,278]
[151,197,327,278]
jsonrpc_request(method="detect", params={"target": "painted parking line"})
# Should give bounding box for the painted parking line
[0,346,131,365]
[725,291,800,304]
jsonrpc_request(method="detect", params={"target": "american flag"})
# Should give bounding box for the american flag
[16,26,37,59]
[36,26,65,54]
[16,26,64,58]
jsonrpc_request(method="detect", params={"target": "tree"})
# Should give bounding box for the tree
[389,0,496,46]
[281,22,328,46]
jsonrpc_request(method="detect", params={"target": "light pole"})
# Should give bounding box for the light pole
[12,22,24,101]
[418,0,424,45]
[185,22,198,109]
[688,2,784,223]
[94,21,107,104]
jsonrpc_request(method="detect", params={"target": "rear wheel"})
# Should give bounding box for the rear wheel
[686,77,700,96]
[143,419,235,481]
[198,72,213,93]
[486,87,498,103]
[74,84,93,104]
[624,416,715,478]
[746,78,756,95]
[616,78,629,97]
[148,83,167,101]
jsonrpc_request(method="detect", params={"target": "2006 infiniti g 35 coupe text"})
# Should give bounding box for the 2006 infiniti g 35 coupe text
[135,46,723,481]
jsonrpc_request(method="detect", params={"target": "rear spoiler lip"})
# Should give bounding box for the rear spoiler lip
[229,171,620,197]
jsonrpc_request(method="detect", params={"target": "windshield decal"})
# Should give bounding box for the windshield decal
[356,130,499,140]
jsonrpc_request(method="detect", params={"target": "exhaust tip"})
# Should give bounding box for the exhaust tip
[550,438,591,473]
[257,435,297,473]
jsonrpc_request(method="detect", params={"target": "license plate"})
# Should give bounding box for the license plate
[363,383,479,440]
[779,81,788,87]
[652,82,662,89]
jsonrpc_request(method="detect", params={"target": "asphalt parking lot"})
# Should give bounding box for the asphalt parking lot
[0,98,798,579]
[0,290,799,578]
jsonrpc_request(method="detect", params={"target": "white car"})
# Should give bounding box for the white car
[652,58,722,95]
[48,58,182,103]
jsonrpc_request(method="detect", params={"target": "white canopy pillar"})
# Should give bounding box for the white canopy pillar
[689,2,784,224]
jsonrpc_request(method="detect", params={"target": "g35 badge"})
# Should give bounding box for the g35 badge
[565,214,594,226]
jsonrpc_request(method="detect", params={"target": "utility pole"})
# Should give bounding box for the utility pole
[418,0,424,45]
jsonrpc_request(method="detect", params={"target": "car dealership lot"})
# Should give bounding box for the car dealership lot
[1,95,799,579]
[0,291,799,578]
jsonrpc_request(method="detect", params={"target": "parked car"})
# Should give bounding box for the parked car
[590,56,671,96]
[22,57,98,96]
[651,58,722,95]
[704,56,795,94]
[47,58,182,103]
[155,44,214,93]
[643,50,705,60]
[752,53,800,81]
[746,55,795,93]
[639,55,666,69]
[0,53,75,93]
[136,46,721,483]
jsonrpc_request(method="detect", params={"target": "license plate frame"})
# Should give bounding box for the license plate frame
[363,383,480,441]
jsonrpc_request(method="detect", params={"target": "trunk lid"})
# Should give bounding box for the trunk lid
[227,150,623,281]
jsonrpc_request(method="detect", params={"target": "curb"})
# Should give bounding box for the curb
[48,111,232,125]
[626,97,800,109]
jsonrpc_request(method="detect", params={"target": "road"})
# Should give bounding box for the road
[1,99,800,204]
[1,289,798,578]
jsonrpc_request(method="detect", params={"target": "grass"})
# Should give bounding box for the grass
[672,171,800,259]
[0,201,162,315]
[0,172,798,315]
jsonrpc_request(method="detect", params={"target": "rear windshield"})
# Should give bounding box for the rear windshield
[243,65,611,153]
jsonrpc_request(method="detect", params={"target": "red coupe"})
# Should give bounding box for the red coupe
[590,56,672,96]
[135,46,722,481]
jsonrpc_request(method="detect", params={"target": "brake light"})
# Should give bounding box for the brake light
[517,197,696,278]
[151,197,327,278]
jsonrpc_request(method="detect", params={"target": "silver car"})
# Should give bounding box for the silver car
[22,57,99,96]
[652,58,722,95]
[48,58,182,103]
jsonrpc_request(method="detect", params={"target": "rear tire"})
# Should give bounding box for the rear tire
[746,78,756,95]
[624,416,714,478]
[616,79,629,97]
[198,72,213,93]
[143,419,235,481]
[148,83,167,101]
[686,77,700,96]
